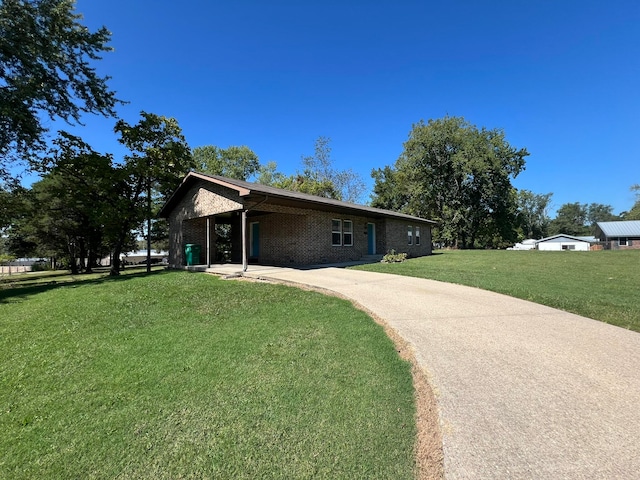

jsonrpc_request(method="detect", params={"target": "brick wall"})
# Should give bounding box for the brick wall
[616,237,640,250]
[251,211,432,265]
[168,180,243,267]
[383,218,433,257]
[247,210,386,265]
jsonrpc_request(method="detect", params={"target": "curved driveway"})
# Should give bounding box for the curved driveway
[230,265,640,479]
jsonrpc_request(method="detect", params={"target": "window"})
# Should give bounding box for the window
[415,226,421,245]
[343,220,353,246]
[332,219,342,246]
[619,237,628,246]
[332,219,354,247]
[408,226,413,245]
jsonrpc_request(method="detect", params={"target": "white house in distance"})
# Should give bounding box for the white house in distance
[535,234,595,251]
[507,238,537,250]
[120,250,169,265]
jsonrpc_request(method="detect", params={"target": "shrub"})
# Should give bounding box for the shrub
[382,249,408,263]
[31,261,51,272]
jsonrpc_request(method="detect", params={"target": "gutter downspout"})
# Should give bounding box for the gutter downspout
[242,195,269,272]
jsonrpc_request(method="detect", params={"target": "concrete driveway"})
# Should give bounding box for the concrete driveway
[209,264,640,479]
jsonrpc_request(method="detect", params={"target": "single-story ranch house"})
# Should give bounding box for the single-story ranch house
[595,220,640,250]
[535,234,595,251]
[159,173,436,269]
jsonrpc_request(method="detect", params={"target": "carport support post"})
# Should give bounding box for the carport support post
[242,210,248,272]
[206,217,211,268]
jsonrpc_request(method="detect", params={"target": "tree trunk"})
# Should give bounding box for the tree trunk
[78,238,87,273]
[68,236,79,274]
[110,241,123,276]
[146,182,151,273]
[110,227,130,276]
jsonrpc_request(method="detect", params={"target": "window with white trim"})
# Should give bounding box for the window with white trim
[343,220,353,246]
[332,219,354,247]
[415,226,421,245]
[619,237,628,246]
[408,226,413,245]
[332,219,342,246]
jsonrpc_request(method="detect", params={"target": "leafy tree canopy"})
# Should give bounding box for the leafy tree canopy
[548,202,589,237]
[372,116,528,248]
[548,202,620,237]
[516,190,552,239]
[6,132,119,272]
[193,145,260,180]
[113,112,193,274]
[0,0,121,180]
[298,136,366,203]
[258,137,366,203]
[624,184,640,220]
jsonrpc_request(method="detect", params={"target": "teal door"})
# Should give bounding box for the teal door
[250,222,260,258]
[367,223,375,255]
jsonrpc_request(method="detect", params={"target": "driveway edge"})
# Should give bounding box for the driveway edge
[226,272,445,480]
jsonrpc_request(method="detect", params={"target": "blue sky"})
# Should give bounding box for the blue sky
[55,0,640,214]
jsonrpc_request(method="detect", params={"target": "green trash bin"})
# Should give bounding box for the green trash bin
[185,244,201,266]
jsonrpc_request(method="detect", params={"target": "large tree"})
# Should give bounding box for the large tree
[7,133,117,272]
[624,184,640,220]
[516,190,553,239]
[193,145,260,180]
[548,203,589,236]
[586,203,619,233]
[0,0,120,179]
[370,166,409,213]
[258,136,366,203]
[549,202,619,237]
[0,184,20,230]
[372,116,528,248]
[113,112,192,274]
[298,136,366,203]
[0,184,34,257]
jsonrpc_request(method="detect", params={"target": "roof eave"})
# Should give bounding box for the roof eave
[160,172,437,225]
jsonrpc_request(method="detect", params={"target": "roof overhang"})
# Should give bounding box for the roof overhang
[159,172,437,225]
[535,234,593,244]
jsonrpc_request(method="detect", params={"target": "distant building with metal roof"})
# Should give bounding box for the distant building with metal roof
[535,234,594,251]
[595,221,640,250]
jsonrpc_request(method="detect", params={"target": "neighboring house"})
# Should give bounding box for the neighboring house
[535,234,593,251]
[595,220,640,250]
[159,173,436,269]
[120,250,169,265]
[507,239,537,250]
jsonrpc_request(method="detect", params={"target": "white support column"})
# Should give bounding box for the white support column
[242,210,248,272]
[206,217,211,268]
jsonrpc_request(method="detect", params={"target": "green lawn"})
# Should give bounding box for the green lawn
[0,270,417,479]
[352,249,640,332]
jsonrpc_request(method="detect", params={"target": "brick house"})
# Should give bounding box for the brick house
[159,172,436,269]
[595,220,640,250]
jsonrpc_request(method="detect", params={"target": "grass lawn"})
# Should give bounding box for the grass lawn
[0,270,417,479]
[352,249,640,332]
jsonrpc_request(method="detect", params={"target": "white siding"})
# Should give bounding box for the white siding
[538,241,590,251]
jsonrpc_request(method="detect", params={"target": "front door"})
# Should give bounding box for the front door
[250,222,260,258]
[367,223,376,255]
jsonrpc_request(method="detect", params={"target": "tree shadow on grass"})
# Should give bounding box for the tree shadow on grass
[0,268,170,304]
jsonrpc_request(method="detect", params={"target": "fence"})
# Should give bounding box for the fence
[0,265,32,274]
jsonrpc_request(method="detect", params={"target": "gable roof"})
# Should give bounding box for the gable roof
[159,172,437,224]
[595,220,640,238]
[535,234,594,244]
